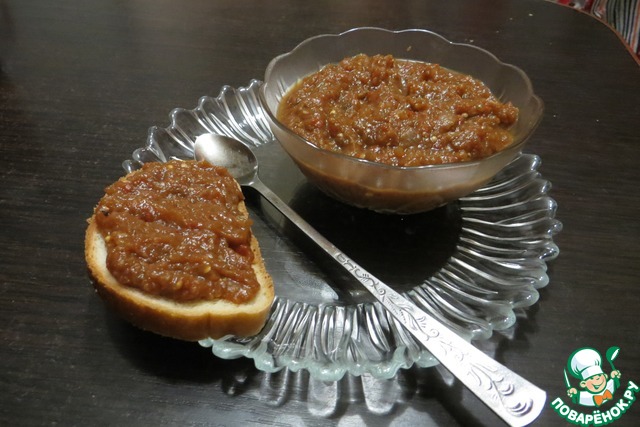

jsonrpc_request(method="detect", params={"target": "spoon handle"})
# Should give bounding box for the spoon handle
[250,178,546,427]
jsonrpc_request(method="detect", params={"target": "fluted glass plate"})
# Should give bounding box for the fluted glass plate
[124,80,562,381]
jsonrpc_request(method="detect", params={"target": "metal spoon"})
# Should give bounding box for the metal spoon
[194,133,546,427]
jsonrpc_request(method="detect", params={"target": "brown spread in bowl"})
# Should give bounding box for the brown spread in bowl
[277,54,519,167]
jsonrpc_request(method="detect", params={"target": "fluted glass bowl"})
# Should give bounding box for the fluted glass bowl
[259,28,544,214]
[124,79,561,381]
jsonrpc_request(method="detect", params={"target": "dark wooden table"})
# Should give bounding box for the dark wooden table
[1,0,639,426]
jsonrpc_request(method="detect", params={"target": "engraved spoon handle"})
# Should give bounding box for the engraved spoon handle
[250,178,546,427]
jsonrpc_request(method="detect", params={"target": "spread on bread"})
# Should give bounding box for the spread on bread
[95,160,259,303]
[85,160,274,341]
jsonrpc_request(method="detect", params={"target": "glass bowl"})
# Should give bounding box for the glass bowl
[125,80,561,381]
[259,27,544,214]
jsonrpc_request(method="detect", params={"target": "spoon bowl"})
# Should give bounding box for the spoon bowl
[606,346,620,371]
[194,134,258,185]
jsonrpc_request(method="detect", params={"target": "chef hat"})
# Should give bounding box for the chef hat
[568,348,604,381]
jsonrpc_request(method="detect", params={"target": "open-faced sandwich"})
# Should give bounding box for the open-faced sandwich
[85,160,274,341]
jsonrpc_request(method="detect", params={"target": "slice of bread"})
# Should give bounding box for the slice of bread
[85,163,274,341]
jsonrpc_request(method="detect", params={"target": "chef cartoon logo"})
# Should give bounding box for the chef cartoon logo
[550,346,639,426]
[565,347,621,407]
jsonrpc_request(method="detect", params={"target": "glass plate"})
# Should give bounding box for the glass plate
[124,80,562,381]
